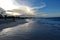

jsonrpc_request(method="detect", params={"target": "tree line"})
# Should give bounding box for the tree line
[0,7,33,21]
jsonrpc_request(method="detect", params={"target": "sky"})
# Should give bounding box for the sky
[39,0,60,17]
[0,0,60,17]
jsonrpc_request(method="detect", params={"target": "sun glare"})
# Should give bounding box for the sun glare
[12,12,22,16]
[0,0,35,16]
[0,0,18,10]
[6,12,22,16]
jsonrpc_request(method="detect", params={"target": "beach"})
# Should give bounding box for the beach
[0,18,60,40]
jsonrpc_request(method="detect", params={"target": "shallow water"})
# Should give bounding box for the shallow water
[0,19,60,40]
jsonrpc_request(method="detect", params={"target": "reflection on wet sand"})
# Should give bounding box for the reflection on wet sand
[0,19,28,31]
[0,19,60,40]
[0,19,35,40]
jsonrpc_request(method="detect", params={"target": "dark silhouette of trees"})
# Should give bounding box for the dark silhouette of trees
[0,14,2,17]
[0,7,33,22]
[0,7,5,19]
[0,7,15,21]
[4,15,7,20]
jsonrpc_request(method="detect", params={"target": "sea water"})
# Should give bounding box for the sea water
[0,18,60,40]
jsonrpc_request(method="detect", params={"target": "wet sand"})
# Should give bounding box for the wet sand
[0,19,60,40]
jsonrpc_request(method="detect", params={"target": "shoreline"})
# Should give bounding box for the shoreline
[0,19,27,31]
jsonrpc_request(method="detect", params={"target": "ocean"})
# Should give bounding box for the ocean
[0,18,60,40]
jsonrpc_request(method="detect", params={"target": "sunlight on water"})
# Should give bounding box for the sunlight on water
[0,19,35,38]
[0,19,60,40]
[26,19,34,22]
[0,28,13,37]
[0,28,13,33]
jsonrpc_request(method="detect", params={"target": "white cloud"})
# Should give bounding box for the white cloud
[13,0,46,17]
[35,12,48,17]
[10,6,36,16]
[32,2,46,10]
[0,0,46,17]
[0,0,18,10]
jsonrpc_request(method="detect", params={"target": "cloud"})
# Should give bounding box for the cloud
[41,14,48,17]
[12,0,46,17]
[14,0,46,9]
[0,0,46,17]
[5,0,37,16]
[10,6,36,16]
[35,12,48,17]
[14,0,35,6]
[32,2,46,10]
[0,0,19,10]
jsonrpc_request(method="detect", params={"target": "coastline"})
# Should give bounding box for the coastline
[0,19,27,31]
